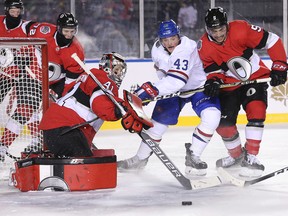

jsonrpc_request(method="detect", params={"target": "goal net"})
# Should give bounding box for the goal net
[0,38,49,178]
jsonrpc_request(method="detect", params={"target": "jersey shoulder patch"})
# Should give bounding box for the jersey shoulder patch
[197,40,202,50]
[40,26,51,34]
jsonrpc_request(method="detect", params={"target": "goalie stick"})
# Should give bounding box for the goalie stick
[142,77,272,104]
[71,53,222,190]
[217,166,288,187]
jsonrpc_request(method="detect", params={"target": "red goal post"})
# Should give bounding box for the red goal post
[0,37,49,161]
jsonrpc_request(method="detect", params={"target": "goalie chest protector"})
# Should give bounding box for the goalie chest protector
[12,149,117,192]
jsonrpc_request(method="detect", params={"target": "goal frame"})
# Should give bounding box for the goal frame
[0,37,49,155]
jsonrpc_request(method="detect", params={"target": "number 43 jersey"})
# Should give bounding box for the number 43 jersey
[151,36,206,96]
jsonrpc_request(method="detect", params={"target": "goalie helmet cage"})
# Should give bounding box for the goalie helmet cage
[0,37,49,160]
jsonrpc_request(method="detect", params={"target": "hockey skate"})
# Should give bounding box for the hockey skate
[239,153,265,178]
[185,143,207,177]
[117,155,149,170]
[216,149,245,168]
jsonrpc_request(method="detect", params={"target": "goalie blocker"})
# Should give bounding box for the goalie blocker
[121,90,153,133]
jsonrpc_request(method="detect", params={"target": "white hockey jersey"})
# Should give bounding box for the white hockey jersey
[151,36,206,96]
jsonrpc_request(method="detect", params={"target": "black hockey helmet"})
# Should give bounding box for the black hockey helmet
[57,12,78,33]
[99,52,127,87]
[4,0,24,12]
[205,7,227,29]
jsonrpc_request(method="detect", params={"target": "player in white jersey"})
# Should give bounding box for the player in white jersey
[118,20,221,176]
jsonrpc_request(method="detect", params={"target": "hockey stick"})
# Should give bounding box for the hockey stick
[71,53,222,190]
[142,77,272,104]
[60,117,100,136]
[217,166,288,187]
[139,129,222,189]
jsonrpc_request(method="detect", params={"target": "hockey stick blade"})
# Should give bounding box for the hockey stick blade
[218,166,288,187]
[190,176,222,189]
[140,130,222,190]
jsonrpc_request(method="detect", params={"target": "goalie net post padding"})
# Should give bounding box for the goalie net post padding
[0,37,49,163]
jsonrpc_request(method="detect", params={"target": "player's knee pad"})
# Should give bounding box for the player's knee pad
[146,120,168,141]
[216,125,239,141]
[199,107,221,133]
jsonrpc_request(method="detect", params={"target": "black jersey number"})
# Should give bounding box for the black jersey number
[174,59,189,71]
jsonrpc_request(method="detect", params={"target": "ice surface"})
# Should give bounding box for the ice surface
[1,124,288,216]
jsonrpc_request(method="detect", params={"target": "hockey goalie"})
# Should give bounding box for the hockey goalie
[11,52,153,191]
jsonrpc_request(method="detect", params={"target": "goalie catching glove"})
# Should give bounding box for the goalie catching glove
[270,60,288,87]
[121,90,153,133]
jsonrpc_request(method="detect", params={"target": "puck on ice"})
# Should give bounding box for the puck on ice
[182,201,192,206]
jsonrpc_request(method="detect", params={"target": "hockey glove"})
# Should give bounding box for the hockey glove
[204,77,223,97]
[121,106,153,133]
[270,60,288,87]
[135,82,159,105]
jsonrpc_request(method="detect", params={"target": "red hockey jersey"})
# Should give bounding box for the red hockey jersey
[28,22,85,84]
[198,20,287,90]
[39,68,122,144]
[0,15,31,37]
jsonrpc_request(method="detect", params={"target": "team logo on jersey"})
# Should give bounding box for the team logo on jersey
[271,82,288,106]
[40,26,51,34]
[197,40,202,50]
[227,57,252,81]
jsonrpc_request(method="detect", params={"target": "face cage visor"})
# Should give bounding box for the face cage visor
[100,55,127,87]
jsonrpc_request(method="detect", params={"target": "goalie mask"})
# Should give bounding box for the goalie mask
[99,52,127,87]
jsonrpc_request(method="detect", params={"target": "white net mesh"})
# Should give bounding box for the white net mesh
[0,38,48,179]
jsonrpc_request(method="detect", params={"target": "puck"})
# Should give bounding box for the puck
[182,201,192,206]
